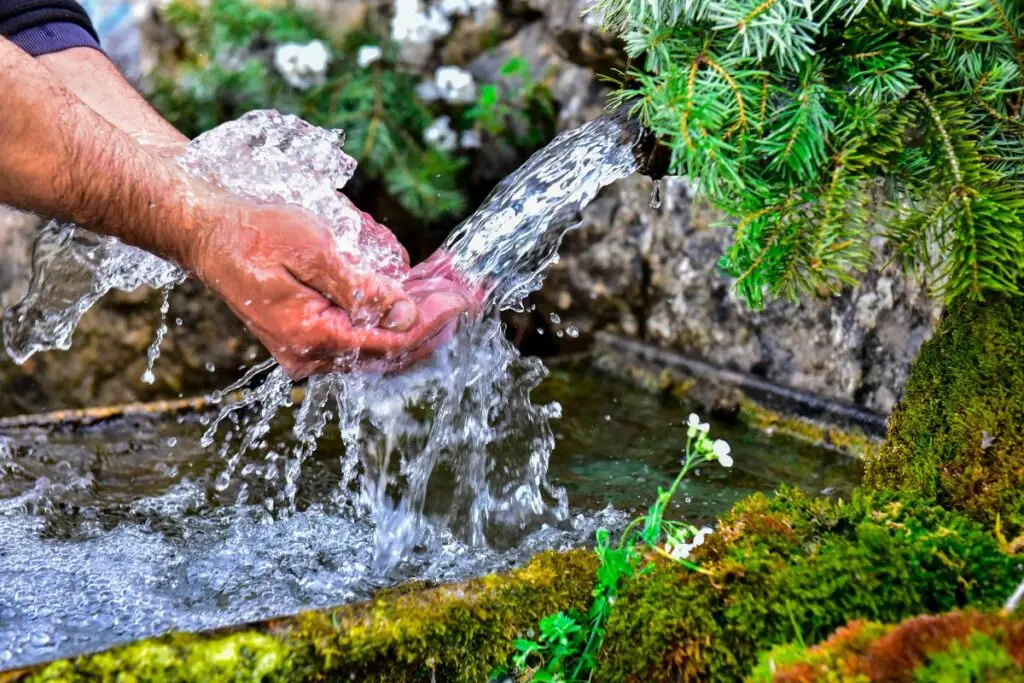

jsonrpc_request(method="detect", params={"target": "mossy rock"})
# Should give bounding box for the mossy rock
[865,294,1024,535]
[597,489,1018,682]
[17,549,598,683]
[12,491,1017,681]
[749,609,1024,682]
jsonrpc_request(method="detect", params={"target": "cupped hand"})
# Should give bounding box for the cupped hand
[186,200,469,379]
[407,249,489,315]
[360,249,490,370]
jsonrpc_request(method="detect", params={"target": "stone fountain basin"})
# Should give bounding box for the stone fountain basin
[0,345,868,679]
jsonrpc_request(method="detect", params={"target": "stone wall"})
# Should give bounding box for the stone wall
[534,177,942,415]
[460,0,944,415]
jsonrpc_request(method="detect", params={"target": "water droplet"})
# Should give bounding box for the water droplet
[604,415,611,421]
[166,438,177,448]
[549,313,561,324]
[175,317,183,326]
[205,362,216,373]
[649,178,662,209]
[565,325,579,338]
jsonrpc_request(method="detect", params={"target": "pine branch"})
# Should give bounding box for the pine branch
[606,0,1024,306]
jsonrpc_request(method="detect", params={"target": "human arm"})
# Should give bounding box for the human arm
[0,36,468,377]
[39,46,190,156]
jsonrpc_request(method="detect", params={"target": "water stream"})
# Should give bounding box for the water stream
[3,110,639,568]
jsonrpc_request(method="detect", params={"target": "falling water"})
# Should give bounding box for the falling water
[141,287,172,384]
[1,109,642,570]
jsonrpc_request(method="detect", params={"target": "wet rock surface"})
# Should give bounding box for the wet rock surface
[533,177,943,415]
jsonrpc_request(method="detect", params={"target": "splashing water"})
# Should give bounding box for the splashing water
[443,114,640,312]
[1,110,642,570]
[2,226,185,365]
[141,286,172,385]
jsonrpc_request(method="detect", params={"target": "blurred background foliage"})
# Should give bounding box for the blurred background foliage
[146,0,557,254]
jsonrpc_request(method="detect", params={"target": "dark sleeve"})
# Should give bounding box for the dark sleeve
[0,0,101,56]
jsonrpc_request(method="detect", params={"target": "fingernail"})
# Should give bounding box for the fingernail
[382,299,417,331]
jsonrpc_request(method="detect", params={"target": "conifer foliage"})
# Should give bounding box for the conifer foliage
[600,0,1024,307]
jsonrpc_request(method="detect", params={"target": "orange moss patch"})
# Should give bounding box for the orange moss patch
[757,610,1024,682]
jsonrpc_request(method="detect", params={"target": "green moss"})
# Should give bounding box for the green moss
[738,400,880,460]
[15,492,1015,682]
[916,632,1024,682]
[748,610,1024,682]
[20,550,597,683]
[26,632,315,683]
[290,549,597,681]
[597,489,1018,682]
[865,294,1024,534]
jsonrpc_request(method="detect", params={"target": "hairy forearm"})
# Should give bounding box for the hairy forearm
[0,37,206,267]
[38,47,189,153]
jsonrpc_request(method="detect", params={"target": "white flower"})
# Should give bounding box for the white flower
[392,0,451,43]
[439,0,472,14]
[434,65,477,104]
[274,40,332,90]
[424,115,457,151]
[459,129,482,149]
[356,45,383,68]
[667,526,714,560]
[712,439,733,467]
[687,413,710,434]
[439,0,496,19]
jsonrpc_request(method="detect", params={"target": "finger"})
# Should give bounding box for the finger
[404,275,487,320]
[408,251,453,280]
[309,291,468,359]
[290,250,416,331]
[378,317,460,373]
[305,312,460,376]
[358,209,411,271]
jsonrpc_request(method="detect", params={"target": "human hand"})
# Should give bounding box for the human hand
[340,194,410,279]
[185,199,468,379]
[407,249,489,316]
[362,249,490,367]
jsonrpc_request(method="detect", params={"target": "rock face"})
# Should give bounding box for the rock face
[536,177,943,416]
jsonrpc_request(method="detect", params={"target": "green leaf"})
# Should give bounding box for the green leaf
[500,56,532,78]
